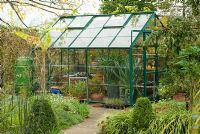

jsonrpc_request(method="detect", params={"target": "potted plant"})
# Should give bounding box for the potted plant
[65,81,85,99]
[89,76,105,101]
[103,98,126,109]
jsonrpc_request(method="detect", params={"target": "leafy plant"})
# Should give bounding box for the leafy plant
[140,99,192,134]
[99,99,192,134]
[89,76,104,95]
[65,81,85,98]
[131,97,154,132]
[144,109,191,134]
[44,95,89,130]
[152,99,186,113]
[27,98,57,134]
[191,90,200,134]
[99,111,132,134]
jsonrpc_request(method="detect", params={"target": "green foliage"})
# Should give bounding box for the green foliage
[0,94,89,133]
[0,28,36,85]
[158,45,200,98]
[99,111,132,134]
[192,90,200,133]
[28,98,57,134]
[145,16,200,98]
[98,50,134,89]
[65,81,85,98]
[99,99,192,134]
[89,75,103,94]
[152,99,187,113]
[187,0,200,16]
[144,110,191,134]
[143,100,191,134]
[99,0,156,14]
[131,97,154,132]
[44,95,89,129]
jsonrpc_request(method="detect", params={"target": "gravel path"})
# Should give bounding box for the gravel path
[62,105,119,134]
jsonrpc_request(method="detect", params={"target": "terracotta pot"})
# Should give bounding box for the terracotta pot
[90,93,104,101]
[173,92,186,102]
[95,72,104,83]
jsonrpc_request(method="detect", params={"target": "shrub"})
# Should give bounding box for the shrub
[27,98,57,134]
[152,99,186,113]
[142,99,191,134]
[46,96,89,129]
[65,81,85,98]
[131,97,154,132]
[99,112,131,134]
[144,110,191,134]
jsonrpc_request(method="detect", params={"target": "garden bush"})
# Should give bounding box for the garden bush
[44,95,89,129]
[143,110,191,134]
[131,97,154,132]
[27,98,57,134]
[152,99,187,113]
[99,99,191,134]
[99,97,154,134]
[99,111,132,134]
[145,99,191,134]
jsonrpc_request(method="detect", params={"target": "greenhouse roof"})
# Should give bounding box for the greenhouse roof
[49,12,155,49]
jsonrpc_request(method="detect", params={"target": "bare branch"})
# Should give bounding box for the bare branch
[30,0,74,11]
[9,1,59,16]
[75,0,84,10]
[7,0,29,28]
[0,17,10,26]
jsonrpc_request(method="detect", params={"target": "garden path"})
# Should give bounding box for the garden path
[62,105,119,134]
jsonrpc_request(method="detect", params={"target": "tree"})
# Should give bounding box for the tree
[187,0,200,16]
[132,97,154,132]
[0,0,83,27]
[99,0,197,17]
[99,0,157,14]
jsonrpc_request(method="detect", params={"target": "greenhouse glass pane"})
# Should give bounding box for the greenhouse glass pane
[49,30,62,44]
[49,18,73,45]
[125,14,151,30]
[88,16,110,28]
[118,28,139,37]
[62,30,82,37]
[70,37,94,48]
[51,30,81,48]
[88,28,121,48]
[53,18,73,28]
[52,37,75,48]
[89,37,114,48]
[70,17,110,48]
[68,16,93,28]
[97,28,121,37]
[104,14,131,27]
[109,36,137,48]
[79,28,102,38]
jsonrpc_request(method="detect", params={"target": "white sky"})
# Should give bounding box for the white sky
[0,0,100,27]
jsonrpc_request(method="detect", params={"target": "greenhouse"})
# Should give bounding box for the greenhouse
[1,0,200,133]
[47,11,161,105]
